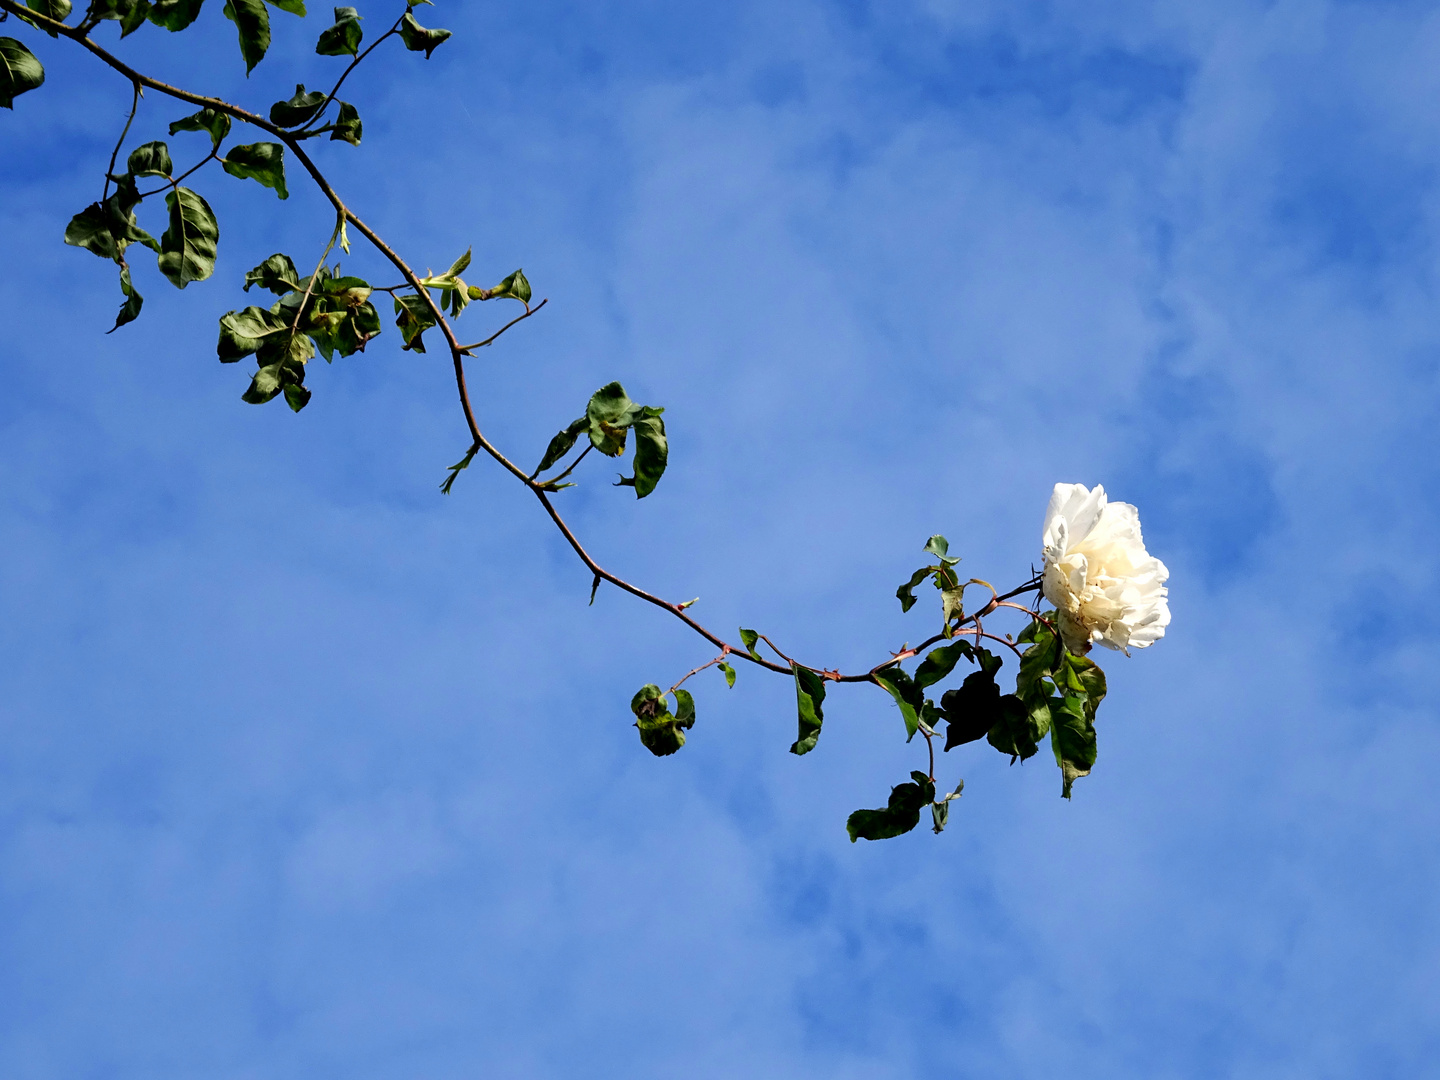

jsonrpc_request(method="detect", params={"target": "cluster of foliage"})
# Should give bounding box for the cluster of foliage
[1,0,1155,843]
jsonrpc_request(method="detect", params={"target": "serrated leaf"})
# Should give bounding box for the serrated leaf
[169,106,231,151]
[126,140,172,178]
[718,662,736,689]
[222,0,270,73]
[269,83,326,127]
[329,100,362,145]
[315,5,361,54]
[107,262,143,332]
[156,186,218,288]
[846,772,935,842]
[146,0,203,30]
[626,407,667,498]
[243,253,301,294]
[393,293,437,352]
[399,9,450,57]
[739,628,761,660]
[0,37,45,109]
[222,141,288,199]
[789,663,826,755]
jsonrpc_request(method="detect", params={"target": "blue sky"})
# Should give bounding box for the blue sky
[3,0,1439,1076]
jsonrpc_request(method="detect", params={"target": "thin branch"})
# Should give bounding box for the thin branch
[458,298,549,353]
[2,0,1054,705]
[101,79,141,201]
[294,14,407,134]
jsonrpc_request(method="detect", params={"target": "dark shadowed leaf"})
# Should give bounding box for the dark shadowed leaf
[26,0,73,18]
[846,771,935,842]
[126,140,172,177]
[88,0,151,36]
[393,293,437,352]
[315,6,361,54]
[269,83,326,127]
[222,0,270,73]
[0,37,45,109]
[790,663,827,755]
[399,10,450,57]
[914,639,975,690]
[243,253,300,294]
[873,667,924,740]
[107,262,143,332]
[217,305,287,360]
[147,0,203,30]
[169,106,231,151]
[534,416,587,476]
[329,100,362,145]
[222,142,288,199]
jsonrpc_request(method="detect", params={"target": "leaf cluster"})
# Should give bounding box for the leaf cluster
[630,684,696,757]
[217,252,380,410]
[533,382,669,498]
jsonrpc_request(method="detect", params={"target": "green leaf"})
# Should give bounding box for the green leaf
[942,666,1005,751]
[88,0,152,37]
[439,444,478,495]
[534,416,587,476]
[156,186,218,288]
[1017,618,1062,701]
[242,354,307,408]
[222,0,270,73]
[26,0,72,21]
[126,140,173,178]
[107,262,143,332]
[65,204,121,261]
[585,381,642,456]
[983,695,1046,761]
[243,253,300,294]
[169,107,231,151]
[739,628,761,660]
[914,639,974,690]
[315,5,361,55]
[873,667,924,740]
[393,294,437,352]
[146,0,203,31]
[269,83,326,127]
[221,142,288,199]
[625,407,668,498]
[329,100,362,145]
[895,566,932,613]
[718,662,736,689]
[479,268,531,304]
[399,9,450,57]
[0,37,45,109]
[673,688,696,727]
[1050,694,1097,798]
[217,305,287,361]
[789,663,827,756]
[924,534,961,566]
[64,177,160,262]
[631,683,690,757]
[846,771,935,842]
[266,0,304,13]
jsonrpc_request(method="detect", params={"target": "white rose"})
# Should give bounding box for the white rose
[1041,483,1170,654]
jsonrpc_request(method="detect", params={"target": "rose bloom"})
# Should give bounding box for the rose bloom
[1041,483,1170,654]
